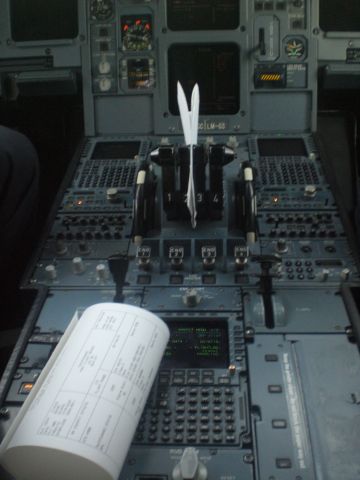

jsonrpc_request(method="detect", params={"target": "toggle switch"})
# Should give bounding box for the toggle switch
[169,246,184,271]
[234,244,249,270]
[201,246,216,271]
[137,246,152,270]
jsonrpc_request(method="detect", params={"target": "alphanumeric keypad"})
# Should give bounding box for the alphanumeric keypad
[134,380,243,446]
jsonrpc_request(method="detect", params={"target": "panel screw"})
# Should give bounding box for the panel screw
[0,407,10,419]
[243,453,254,463]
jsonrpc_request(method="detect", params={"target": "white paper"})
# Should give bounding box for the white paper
[0,303,170,480]
[186,146,197,228]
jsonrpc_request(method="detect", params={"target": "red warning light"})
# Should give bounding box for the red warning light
[135,19,141,26]
[123,24,129,31]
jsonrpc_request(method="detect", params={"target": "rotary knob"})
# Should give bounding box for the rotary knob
[99,77,112,92]
[96,263,108,281]
[276,238,288,254]
[182,289,201,308]
[72,257,85,274]
[304,185,317,198]
[98,60,111,74]
[45,264,57,280]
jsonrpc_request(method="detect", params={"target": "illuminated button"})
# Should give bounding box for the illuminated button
[19,382,34,395]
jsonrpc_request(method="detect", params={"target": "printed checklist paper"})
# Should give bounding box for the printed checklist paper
[0,303,170,480]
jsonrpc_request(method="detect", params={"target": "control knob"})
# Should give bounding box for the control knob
[99,77,112,92]
[107,187,120,202]
[98,59,111,74]
[72,257,85,274]
[182,289,201,308]
[55,239,67,255]
[79,241,90,255]
[45,264,57,280]
[340,268,351,281]
[276,238,288,254]
[304,185,317,198]
[96,263,108,281]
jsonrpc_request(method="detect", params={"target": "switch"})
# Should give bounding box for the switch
[201,246,216,271]
[137,246,152,270]
[340,268,351,281]
[169,246,184,271]
[318,268,330,282]
[234,244,249,270]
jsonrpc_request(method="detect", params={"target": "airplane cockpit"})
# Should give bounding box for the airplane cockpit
[0,1,360,479]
